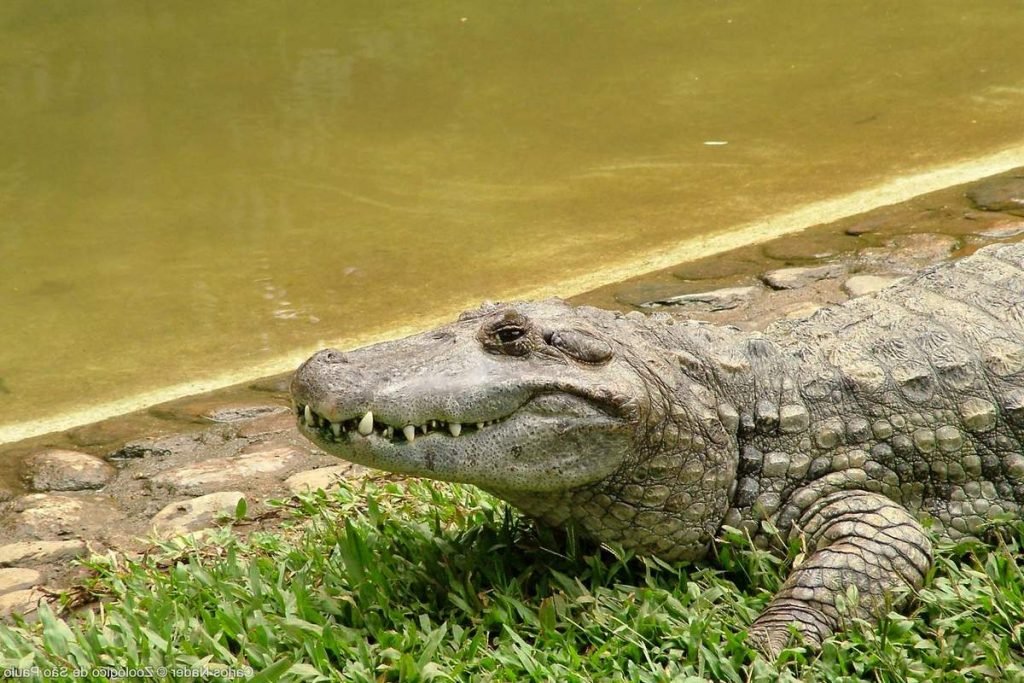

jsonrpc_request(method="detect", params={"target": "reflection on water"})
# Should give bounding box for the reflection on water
[2,1,1024,442]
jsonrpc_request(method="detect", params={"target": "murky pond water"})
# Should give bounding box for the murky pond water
[2,2,1024,443]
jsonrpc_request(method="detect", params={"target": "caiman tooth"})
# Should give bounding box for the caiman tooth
[476,422,484,430]
[449,422,462,437]
[304,405,314,426]
[403,425,416,442]
[420,424,429,435]
[384,426,394,439]
[331,422,341,438]
[358,411,374,436]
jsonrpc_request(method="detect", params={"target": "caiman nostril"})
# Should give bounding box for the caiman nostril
[317,348,348,364]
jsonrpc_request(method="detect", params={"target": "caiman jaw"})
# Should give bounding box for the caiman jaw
[294,390,629,493]
[289,300,643,491]
[295,403,509,444]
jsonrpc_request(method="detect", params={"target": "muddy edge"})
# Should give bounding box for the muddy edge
[0,170,1021,617]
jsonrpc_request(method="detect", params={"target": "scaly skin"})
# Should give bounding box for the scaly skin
[291,242,1024,657]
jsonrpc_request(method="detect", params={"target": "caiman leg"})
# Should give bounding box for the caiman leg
[747,491,933,658]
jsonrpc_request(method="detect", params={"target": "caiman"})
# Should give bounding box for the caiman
[291,241,1024,657]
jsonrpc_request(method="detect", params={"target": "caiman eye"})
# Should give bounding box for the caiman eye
[496,326,525,344]
[480,312,533,356]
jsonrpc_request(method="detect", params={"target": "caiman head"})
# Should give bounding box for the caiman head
[291,299,739,561]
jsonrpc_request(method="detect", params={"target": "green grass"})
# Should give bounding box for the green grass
[2,478,1024,682]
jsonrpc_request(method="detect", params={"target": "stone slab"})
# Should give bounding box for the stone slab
[23,449,116,492]
[0,588,47,618]
[150,491,247,538]
[0,540,87,567]
[761,264,844,290]
[0,567,41,594]
[842,275,903,298]
[642,286,759,311]
[284,464,364,495]
[149,447,302,495]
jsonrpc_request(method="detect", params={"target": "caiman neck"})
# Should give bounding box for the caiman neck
[487,315,754,562]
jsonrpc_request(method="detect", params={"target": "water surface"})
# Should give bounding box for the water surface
[2,1,1024,443]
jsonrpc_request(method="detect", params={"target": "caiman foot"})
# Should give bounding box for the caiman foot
[746,490,932,659]
[748,601,830,659]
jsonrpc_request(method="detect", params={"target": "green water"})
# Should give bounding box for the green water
[2,1,1024,443]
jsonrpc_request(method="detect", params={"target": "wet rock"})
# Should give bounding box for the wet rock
[204,404,287,423]
[236,411,296,439]
[856,233,959,273]
[148,403,212,425]
[239,434,309,455]
[149,446,303,495]
[152,394,288,425]
[843,275,903,298]
[761,264,844,290]
[107,440,173,461]
[107,432,204,461]
[761,232,862,262]
[0,588,47,618]
[974,221,1024,239]
[966,176,1024,216]
[843,214,891,237]
[0,540,87,567]
[284,464,364,495]
[0,567,41,593]
[150,491,246,537]
[249,373,293,395]
[23,449,116,492]
[67,414,169,448]
[613,281,711,309]
[641,286,759,311]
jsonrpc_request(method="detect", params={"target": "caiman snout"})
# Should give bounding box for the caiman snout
[293,349,349,395]
[288,299,660,496]
[290,346,374,422]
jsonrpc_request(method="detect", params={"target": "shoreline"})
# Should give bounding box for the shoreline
[0,163,1021,614]
[2,144,1023,447]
